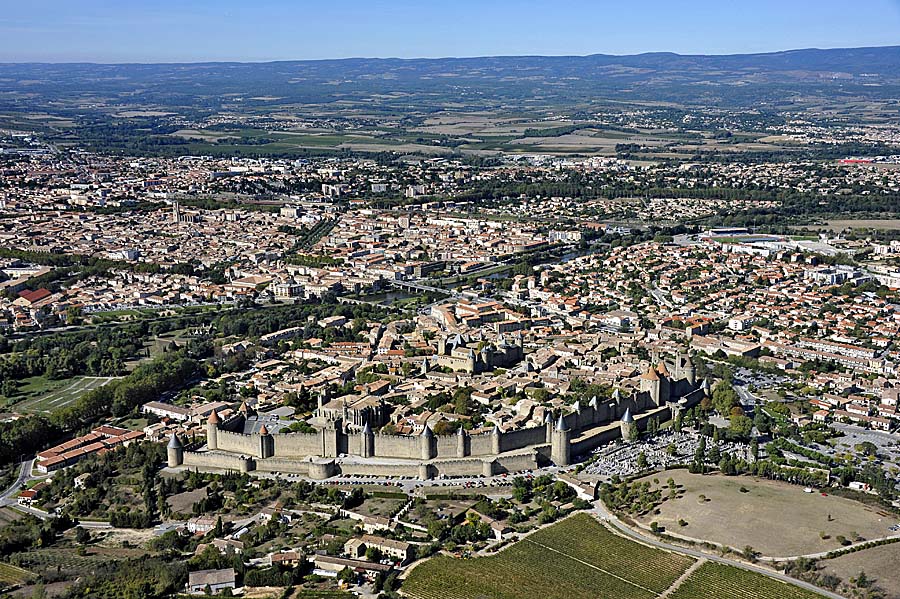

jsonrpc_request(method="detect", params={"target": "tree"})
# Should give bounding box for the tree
[75,526,91,545]
[365,546,384,562]
[712,382,739,417]
[636,451,648,470]
[729,414,753,439]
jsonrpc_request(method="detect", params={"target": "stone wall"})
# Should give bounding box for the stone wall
[500,426,547,452]
[372,434,421,460]
[254,457,311,475]
[183,450,251,472]
[217,430,258,455]
[273,432,322,458]
[495,451,539,474]
[431,458,489,477]
[339,461,420,478]
[468,433,495,456]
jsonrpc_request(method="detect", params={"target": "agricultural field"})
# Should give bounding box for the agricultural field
[669,562,824,599]
[402,513,694,599]
[12,376,116,414]
[635,470,893,557]
[0,561,35,589]
[7,543,146,583]
[0,507,25,527]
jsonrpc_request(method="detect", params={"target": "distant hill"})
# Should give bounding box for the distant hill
[2,46,900,110]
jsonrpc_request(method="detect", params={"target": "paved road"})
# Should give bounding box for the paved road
[0,459,33,506]
[590,502,845,599]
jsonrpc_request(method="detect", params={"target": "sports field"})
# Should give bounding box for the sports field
[14,376,116,414]
[402,513,827,599]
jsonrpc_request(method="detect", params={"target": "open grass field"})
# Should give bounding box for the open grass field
[819,543,900,598]
[635,470,893,557]
[402,513,695,599]
[670,562,824,599]
[14,376,115,414]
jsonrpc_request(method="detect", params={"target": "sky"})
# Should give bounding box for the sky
[2,0,900,63]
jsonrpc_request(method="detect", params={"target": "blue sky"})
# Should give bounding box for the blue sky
[2,0,900,63]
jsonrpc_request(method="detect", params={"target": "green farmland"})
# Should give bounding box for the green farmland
[403,513,692,599]
[402,513,825,599]
[671,561,826,599]
[13,376,116,414]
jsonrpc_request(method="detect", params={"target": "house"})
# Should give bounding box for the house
[186,568,236,595]
[344,534,412,564]
[187,516,218,534]
[312,555,392,581]
[271,551,302,567]
[195,538,244,556]
[17,489,38,506]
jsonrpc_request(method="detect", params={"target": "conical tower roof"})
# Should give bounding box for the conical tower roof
[556,413,569,431]
[622,408,634,423]
[259,424,269,436]
[167,433,183,449]
[363,420,373,435]
[422,424,434,438]
[656,361,670,377]
[640,367,660,381]
[208,410,221,425]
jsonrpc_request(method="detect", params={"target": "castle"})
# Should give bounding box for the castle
[167,352,704,480]
[432,333,525,374]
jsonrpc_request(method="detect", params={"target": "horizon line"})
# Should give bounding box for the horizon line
[1,43,898,66]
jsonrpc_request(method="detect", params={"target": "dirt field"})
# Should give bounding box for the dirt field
[166,486,208,514]
[91,527,157,548]
[824,219,900,231]
[820,543,900,598]
[635,470,895,557]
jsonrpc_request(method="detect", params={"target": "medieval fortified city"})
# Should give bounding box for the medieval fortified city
[2,3,900,599]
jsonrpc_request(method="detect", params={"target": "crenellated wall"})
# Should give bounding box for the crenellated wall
[434,435,459,456]
[183,450,252,472]
[273,432,322,457]
[179,374,705,479]
[500,426,547,452]
[254,457,311,474]
[468,433,496,456]
[495,451,539,474]
[216,430,258,456]
[374,434,422,459]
